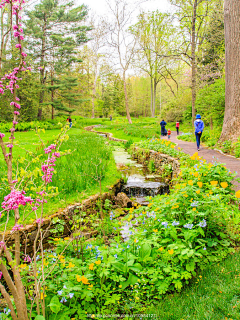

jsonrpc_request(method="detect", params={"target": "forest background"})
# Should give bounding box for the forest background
[0,0,225,135]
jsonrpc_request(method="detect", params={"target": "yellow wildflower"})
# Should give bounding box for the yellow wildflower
[168,249,174,255]
[95,260,101,265]
[40,292,47,299]
[81,276,89,284]
[89,263,94,270]
[158,247,164,252]
[188,180,193,186]
[197,182,203,188]
[153,229,158,233]
[236,190,240,198]
[193,172,199,177]
[67,262,75,269]
[196,190,201,194]
[221,182,228,188]
[210,181,218,186]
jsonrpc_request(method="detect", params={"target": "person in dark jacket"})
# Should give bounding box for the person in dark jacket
[68,117,72,128]
[194,114,204,151]
[160,119,167,136]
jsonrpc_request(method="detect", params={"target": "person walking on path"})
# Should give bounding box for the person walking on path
[194,114,204,151]
[68,117,72,128]
[167,129,171,140]
[160,119,167,136]
[176,121,180,135]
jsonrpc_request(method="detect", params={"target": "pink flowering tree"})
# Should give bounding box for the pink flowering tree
[0,0,69,318]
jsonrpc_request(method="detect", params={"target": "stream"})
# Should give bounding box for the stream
[95,129,169,241]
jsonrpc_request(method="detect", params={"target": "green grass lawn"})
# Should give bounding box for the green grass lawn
[148,250,240,320]
[0,128,121,230]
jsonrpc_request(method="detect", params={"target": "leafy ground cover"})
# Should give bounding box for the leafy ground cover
[14,138,240,319]
[0,128,120,230]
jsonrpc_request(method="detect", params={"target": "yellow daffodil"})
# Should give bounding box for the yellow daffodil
[221,182,228,188]
[168,249,174,255]
[89,263,94,270]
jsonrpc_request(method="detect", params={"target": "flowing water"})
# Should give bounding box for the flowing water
[95,131,169,241]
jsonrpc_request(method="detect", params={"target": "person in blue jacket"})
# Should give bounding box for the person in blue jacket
[160,119,167,136]
[194,114,204,151]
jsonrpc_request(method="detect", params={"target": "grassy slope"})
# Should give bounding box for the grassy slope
[148,251,240,320]
[0,128,121,230]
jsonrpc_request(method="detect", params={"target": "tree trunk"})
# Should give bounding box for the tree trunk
[123,71,132,124]
[191,0,197,124]
[92,69,98,118]
[152,79,157,118]
[38,16,47,120]
[220,0,240,141]
[150,77,153,117]
[51,72,54,120]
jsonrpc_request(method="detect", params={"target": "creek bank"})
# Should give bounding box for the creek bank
[3,128,181,254]
[1,179,132,254]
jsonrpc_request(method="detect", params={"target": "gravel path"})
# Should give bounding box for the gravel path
[162,131,240,190]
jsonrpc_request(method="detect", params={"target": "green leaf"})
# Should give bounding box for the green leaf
[173,280,183,290]
[112,262,125,273]
[186,261,195,272]
[129,263,142,273]
[48,296,61,314]
[140,243,151,260]
[128,273,139,285]
[35,316,45,320]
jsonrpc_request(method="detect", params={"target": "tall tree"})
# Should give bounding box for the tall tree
[220,0,240,141]
[88,18,107,118]
[25,0,90,120]
[107,0,138,124]
[0,4,11,72]
[169,0,211,123]
[131,11,176,117]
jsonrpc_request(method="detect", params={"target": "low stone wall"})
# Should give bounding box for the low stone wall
[1,179,124,255]
[130,146,180,182]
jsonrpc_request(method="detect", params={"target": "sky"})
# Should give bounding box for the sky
[81,0,173,17]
